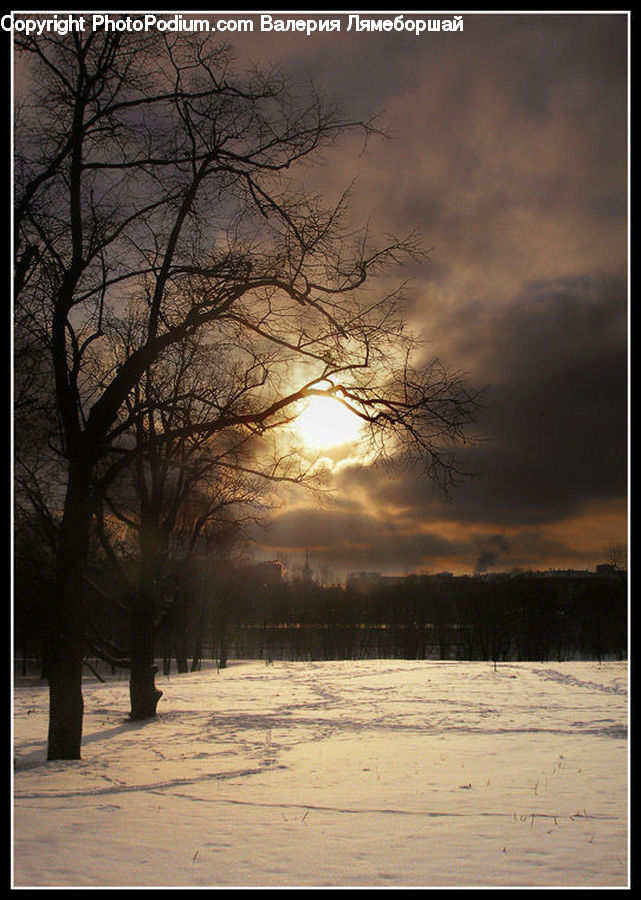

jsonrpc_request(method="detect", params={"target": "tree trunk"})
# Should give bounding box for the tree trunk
[191,632,203,672]
[46,462,92,760]
[129,601,163,720]
[47,650,84,759]
[129,662,162,720]
[218,628,228,669]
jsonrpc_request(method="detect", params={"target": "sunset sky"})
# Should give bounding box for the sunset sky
[223,12,628,579]
[14,12,628,580]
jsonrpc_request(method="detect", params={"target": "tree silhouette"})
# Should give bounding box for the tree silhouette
[14,30,480,759]
[90,327,269,718]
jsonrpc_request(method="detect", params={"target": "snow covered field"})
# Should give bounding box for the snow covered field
[13,659,628,888]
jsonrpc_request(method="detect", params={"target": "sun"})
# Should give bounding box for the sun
[293,395,364,451]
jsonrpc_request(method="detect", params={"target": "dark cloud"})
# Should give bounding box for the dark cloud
[258,503,466,574]
[261,505,460,560]
[461,273,627,518]
[337,273,627,528]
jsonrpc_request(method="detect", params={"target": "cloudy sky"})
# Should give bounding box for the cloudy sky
[226,12,627,579]
[222,12,630,579]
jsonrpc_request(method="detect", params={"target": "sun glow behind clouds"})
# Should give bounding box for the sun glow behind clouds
[294,395,365,452]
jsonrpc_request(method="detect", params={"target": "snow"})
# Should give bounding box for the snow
[12,659,628,888]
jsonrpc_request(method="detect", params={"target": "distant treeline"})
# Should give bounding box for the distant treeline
[201,569,627,665]
[15,554,627,672]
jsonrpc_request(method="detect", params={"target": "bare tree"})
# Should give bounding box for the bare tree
[14,29,480,759]
[89,326,272,719]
